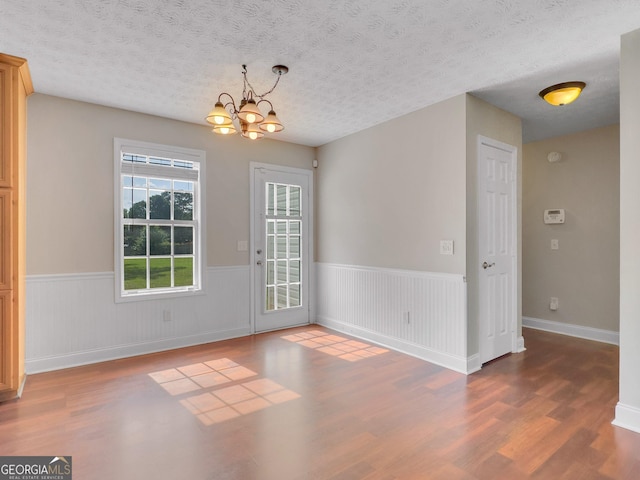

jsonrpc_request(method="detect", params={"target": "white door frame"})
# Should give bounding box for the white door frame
[477,135,519,363]
[249,162,314,334]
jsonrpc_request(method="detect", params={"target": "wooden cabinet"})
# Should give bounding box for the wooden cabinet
[0,53,32,402]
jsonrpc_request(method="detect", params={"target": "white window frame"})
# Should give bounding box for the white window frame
[114,138,206,302]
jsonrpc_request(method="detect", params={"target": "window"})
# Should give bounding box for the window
[114,138,205,301]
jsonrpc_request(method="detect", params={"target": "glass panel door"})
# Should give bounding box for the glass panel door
[252,166,311,332]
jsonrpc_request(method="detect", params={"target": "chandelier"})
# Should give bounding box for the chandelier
[206,64,288,140]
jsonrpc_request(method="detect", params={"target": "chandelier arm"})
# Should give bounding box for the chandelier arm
[256,99,274,111]
[217,92,238,115]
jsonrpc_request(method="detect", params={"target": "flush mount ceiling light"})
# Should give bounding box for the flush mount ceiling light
[206,64,288,140]
[538,81,586,106]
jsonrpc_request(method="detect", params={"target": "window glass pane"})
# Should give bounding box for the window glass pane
[133,176,147,187]
[150,226,171,255]
[277,285,288,309]
[289,260,300,283]
[174,227,193,254]
[289,186,301,216]
[173,160,193,169]
[150,258,172,288]
[289,236,300,258]
[289,284,300,307]
[277,236,287,258]
[289,220,300,235]
[149,157,171,166]
[277,184,287,215]
[266,286,275,311]
[124,258,147,290]
[174,180,194,192]
[123,154,146,164]
[267,220,275,235]
[123,175,133,187]
[124,225,146,256]
[174,192,193,220]
[149,178,171,189]
[123,189,147,219]
[277,260,287,284]
[277,220,287,234]
[174,257,193,287]
[149,190,171,219]
[266,260,275,285]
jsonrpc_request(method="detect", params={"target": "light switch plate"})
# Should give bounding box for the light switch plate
[237,240,248,252]
[440,240,454,255]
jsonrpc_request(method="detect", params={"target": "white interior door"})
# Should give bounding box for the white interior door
[478,136,517,364]
[251,164,312,333]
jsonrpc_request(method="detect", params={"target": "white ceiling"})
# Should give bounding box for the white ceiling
[2,0,640,147]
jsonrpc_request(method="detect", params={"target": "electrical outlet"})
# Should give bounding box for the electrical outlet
[550,297,559,311]
[551,239,559,250]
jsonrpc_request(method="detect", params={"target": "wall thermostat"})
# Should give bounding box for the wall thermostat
[544,209,565,224]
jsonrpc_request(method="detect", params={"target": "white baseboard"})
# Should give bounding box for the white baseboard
[317,316,473,374]
[613,402,640,434]
[26,327,251,374]
[522,316,619,345]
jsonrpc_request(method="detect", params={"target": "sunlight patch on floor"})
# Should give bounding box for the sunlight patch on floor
[281,330,388,361]
[149,358,300,425]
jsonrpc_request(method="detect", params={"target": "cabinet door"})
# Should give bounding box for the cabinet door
[0,191,10,291]
[0,63,11,188]
[0,290,13,396]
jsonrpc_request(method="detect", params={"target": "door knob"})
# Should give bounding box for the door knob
[482,261,495,269]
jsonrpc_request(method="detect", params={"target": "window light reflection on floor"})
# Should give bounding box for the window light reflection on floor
[148,358,300,425]
[281,330,388,361]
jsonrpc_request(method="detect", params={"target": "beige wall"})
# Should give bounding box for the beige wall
[26,94,315,274]
[522,125,620,332]
[465,94,523,352]
[617,28,640,429]
[316,95,467,274]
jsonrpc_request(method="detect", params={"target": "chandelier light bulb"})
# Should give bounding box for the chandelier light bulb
[246,113,257,124]
[266,123,276,133]
[249,131,258,140]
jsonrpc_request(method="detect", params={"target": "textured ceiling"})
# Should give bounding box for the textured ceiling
[1,0,640,146]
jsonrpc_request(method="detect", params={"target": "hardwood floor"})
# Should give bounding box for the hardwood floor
[1,327,639,479]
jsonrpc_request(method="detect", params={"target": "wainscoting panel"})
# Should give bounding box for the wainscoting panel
[316,263,470,373]
[25,266,251,373]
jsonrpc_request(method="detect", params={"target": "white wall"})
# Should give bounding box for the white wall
[523,125,620,339]
[25,94,315,371]
[615,28,640,433]
[315,94,522,371]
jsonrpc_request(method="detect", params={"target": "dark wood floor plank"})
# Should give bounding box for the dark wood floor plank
[1,326,639,479]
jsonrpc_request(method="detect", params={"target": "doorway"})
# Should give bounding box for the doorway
[250,163,313,333]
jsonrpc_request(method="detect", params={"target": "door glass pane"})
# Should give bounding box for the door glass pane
[276,185,287,215]
[277,285,288,309]
[264,182,304,312]
[277,260,288,283]
[289,284,300,307]
[289,186,300,216]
